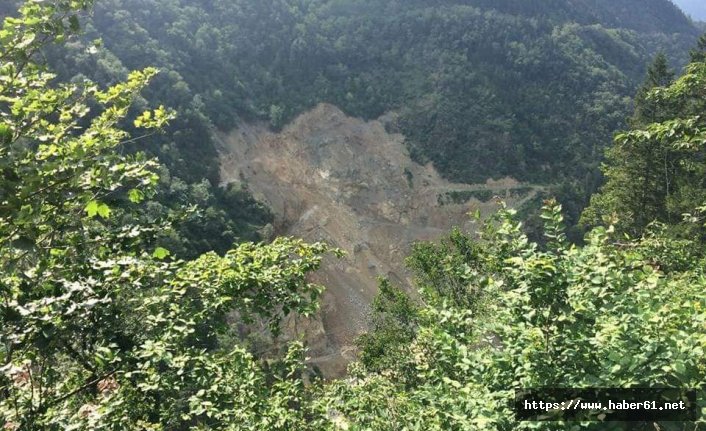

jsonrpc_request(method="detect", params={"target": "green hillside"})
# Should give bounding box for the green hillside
[44,0,699,234]
[3,1,706,429]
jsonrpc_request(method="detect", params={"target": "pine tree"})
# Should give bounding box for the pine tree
[689,32,706,62]
[582,49,706,237]
[631,52,675,126]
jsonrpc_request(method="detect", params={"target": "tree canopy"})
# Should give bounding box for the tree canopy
[42,0,700,234]
[582,45,706,238]
[0,2,333,429]
[2,1,706,430]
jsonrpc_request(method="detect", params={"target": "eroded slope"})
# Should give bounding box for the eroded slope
[219,104,538,376]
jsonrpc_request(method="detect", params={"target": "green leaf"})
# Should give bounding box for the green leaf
[85,200,99,218]
[153,247,170,260]
[128,188,144,203]
[0,123,11,144]
[16,32,36,49]
[97,203,111,219]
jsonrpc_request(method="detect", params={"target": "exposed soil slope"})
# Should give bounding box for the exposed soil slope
[218,104,538,376]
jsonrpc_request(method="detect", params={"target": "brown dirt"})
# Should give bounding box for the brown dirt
[218,103,539,377]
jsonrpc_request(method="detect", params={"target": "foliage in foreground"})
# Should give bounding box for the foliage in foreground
[0,2,333,429]
[2,2,706,430]
[335,203,706,431]
[337,46,706,428]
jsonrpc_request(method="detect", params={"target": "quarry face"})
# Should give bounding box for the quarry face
[219,103,534,376]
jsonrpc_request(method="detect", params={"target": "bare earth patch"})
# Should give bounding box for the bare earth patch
[218,103,539,376]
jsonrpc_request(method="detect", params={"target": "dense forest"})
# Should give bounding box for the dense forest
[13,0,699,238]
[2,0,706,430]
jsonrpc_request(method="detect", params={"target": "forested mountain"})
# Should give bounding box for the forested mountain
[35,0,700,237]
[3,1,706,430]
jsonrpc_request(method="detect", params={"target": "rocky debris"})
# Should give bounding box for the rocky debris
[218,103,538,377]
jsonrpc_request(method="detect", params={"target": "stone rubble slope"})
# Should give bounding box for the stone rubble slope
[218,103,539,376]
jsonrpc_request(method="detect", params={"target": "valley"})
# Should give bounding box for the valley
[4,0,706,428]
